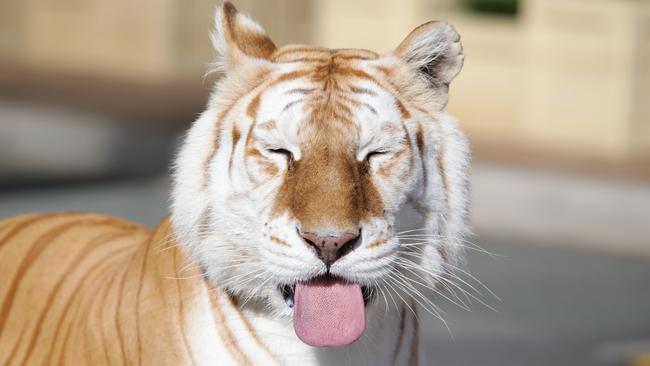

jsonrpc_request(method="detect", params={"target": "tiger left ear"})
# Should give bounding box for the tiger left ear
[394,21,464,100]
[211,1,277,70]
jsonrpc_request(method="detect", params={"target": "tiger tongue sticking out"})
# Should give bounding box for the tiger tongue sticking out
[293,277,366,347]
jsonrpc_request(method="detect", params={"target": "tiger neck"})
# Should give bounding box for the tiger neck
[204,286,420,366]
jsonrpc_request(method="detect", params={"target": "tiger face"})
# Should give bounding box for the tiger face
[172,2,468,348]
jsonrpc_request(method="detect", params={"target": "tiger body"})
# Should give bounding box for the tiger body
[0,213,418,365]
[1,1,469,365]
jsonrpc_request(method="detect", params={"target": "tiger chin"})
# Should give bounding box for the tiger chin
[0,2,469,365]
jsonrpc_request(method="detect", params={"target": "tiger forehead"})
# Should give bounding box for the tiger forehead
[247,46,407,155]
[268,47,384,92]
[265,51,392,119]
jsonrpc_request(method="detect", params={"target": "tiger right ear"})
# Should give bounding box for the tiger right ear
[211,1,277,71]
[394,21,464,100]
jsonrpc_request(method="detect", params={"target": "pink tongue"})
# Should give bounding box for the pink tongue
[293,278,366,347]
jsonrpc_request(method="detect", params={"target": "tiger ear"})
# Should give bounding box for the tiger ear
[394,21,464,101]
[211,1,277,71]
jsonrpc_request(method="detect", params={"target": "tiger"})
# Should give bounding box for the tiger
[0,1,469,365]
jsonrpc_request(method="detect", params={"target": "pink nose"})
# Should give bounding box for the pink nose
[300,231,360,268]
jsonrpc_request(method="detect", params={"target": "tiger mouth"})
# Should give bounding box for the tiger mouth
[279,275,375,308]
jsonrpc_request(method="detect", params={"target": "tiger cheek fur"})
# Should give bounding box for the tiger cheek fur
[1,2,469,365]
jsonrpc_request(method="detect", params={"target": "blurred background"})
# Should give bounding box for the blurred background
[1,0,649,365]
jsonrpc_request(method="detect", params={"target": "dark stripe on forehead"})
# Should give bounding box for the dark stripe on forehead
[285,88,315,95]
[336,67,376,82]
[346,64,414,122]
[273,70,313,85]
[309,102,355,125]
[350,86,377,96]
[246,74,314,122]
[336,101,354,119]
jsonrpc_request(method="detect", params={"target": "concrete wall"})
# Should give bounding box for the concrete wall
[522,0,648,161]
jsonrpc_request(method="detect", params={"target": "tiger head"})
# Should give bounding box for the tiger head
[172,2,469,348]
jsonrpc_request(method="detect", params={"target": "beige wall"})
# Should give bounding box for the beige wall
[18,0,182,81]
[522,0,645,160]
[632,1,650,158]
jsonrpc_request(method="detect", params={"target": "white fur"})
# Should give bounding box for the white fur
[171,4,470,365]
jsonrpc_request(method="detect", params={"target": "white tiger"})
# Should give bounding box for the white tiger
[171,1,468,365]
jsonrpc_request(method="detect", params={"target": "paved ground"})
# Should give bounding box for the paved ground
[1,171,649,365]
[424,234,650,366]
[472,162,650,257]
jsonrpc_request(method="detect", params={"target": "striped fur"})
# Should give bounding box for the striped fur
[2,2,469,365]
[0,213,419,365]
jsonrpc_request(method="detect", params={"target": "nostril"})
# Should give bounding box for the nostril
[299,230,361,267]
[336,233,361,259]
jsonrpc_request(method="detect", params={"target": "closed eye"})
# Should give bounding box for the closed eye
[269,148,293,161]
[365,150,389,162]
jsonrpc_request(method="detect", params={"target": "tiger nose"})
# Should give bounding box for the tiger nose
[300,231,361,268]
